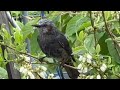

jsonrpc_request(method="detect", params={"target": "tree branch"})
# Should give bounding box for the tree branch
[63,64,79,70]
[0,42,81,71]
[102,11,116,38]
[89,11,97,48]
[102,11,120,58]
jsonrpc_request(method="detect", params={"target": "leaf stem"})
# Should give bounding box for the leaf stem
[89,11,97,48]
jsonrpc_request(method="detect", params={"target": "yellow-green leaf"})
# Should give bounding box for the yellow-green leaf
[96,44,101,54]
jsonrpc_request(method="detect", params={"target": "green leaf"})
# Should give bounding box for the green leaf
[0,54,4,62]
[115,66,119,73]
[96,22,105,30]
[66,15,90,37]
[61,13,72,33]
[104,11,111,20]
[96,44,101,54]
[67,34,76,43]
[84,34,95,54]
[78,31,84,42]
[22,17,40,40]
[30,30,41,55]
[0,67,8,79]
[11,11,21,17]
[115,37,120,45]
[48,11,61,20]
[16,21,24,29]
[4,49,8,60]
[79,21,91,31]
[111,20,120,34]
[96,32,105,41]
[61,13,72,24]
[73,46,86,55]
[52,15,61,30]
[1,28,12,44]
[110,75,119,79]
[98,32,109,55]
[44,58,56,73]
[48,12,61,29]
[106,38,120,64]
[108,56,112,64]
[15,43,26,51]
[0,46,2,53]
[13,28,23,44]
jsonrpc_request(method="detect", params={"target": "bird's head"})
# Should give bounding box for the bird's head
[32,19,56,33]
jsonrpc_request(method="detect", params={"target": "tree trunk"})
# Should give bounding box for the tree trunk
[0,11,21,79]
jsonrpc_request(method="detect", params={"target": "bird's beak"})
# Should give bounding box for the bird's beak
[32,24,42,28]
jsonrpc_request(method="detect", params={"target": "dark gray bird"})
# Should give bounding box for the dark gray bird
[33,19,79,79]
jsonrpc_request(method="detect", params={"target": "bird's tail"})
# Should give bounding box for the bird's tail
[64,60,79,79]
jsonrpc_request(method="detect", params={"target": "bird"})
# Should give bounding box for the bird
[33,19,79,79]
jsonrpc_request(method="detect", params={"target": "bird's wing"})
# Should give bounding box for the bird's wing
[56,33,75,62]
[57,33,72,54]
[37,35,47,55]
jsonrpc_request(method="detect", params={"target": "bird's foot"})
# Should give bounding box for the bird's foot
[59,59,66,67]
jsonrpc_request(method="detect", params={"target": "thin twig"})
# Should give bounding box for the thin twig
[89,11,97,48]
[102,11,116,38]
[115,74,120,78]
[102,11,120,58]
[31,61,57,65]
[63,64,80,70]
[0,42,80,71]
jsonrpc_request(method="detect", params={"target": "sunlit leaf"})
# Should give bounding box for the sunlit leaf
[4,49,8,60]
[16,21,24,29]
[108,56,112,64]
[96,44,101,54]
[73,46,86,55]
[30,30,41,55]
[13,28,23,44]
[78,31,84,42]
[22,17,40,40]
[0,67,8,79]
[84,34,95,54]
[66,15,90,37]
[104,11,111,20]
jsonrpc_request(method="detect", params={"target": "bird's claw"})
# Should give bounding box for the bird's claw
[59,59,65,67]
